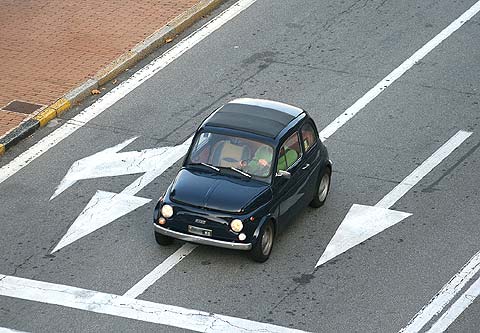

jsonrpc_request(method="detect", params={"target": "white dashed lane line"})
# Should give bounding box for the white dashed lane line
[123,243,197,299]
[319,0,480,141]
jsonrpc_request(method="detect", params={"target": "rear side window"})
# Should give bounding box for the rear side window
[277,132,302,172]
[301,122,318,152]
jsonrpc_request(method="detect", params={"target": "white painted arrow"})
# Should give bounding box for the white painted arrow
[51,137,192,253]
[51,137,189,200]
[317,204,412,267]
[316,130,472,268]
[52,191,151,252]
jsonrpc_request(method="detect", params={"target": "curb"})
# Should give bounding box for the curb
[0,0,223,156]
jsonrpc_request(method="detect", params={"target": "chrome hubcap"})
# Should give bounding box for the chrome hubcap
[261,224,273,256]
[318,172,330,202]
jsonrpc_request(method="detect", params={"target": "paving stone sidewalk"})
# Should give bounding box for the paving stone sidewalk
[0,0,206,139]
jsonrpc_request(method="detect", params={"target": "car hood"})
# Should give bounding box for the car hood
[169,168,270,213]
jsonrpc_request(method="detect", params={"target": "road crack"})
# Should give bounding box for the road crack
[376,0,389,10]
[11,254,34,276]
[323,0,373,32]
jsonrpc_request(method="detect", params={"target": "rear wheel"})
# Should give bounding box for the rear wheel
[155,231,174,245]
[310,167,331,208]
[249,220,274,262]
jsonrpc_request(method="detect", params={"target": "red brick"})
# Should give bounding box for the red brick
[0,0,201,110]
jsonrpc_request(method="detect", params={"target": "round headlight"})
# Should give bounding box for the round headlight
[230,219,243,232]
[161,204,174,218]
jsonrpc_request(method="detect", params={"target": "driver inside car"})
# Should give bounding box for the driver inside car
[244,145,273,177]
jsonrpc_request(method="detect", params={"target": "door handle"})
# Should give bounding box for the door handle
[302,163,310,170]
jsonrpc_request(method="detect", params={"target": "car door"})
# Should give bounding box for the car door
[299,120,322,200]
[275,130,311,227]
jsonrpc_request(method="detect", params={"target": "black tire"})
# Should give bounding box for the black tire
[249,220,275,263]
[310,167,331,208]
[155,231,174,246]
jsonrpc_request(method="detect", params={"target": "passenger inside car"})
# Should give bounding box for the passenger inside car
[277,147,298,172]
[277,133,302,172]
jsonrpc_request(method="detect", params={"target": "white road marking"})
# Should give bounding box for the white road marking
[51,0,479,290]
[52,190,151,253]
[51,136,164,200]
[427,276,480,332]
[0,0,258,185]
[51,137,192,253]
[400,249,480,333]
[319,0,480,141]
[0,0,478,327]
[0,328,28,333]
[316,130,471,267]
[376,131,472,209]
[2,0,478,185]
[120,0,480,291]
[316,204,412,267]
[0,274,307,333]
[123,243,197,298]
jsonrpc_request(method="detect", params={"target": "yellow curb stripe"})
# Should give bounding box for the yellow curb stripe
[34,98,71,127]
[51,98,71,116]
[0,144,5,156]
[35,107,57,127]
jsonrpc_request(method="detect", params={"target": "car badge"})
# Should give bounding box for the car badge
[195,218,207,224]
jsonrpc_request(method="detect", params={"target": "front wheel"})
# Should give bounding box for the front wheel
[310,167,331,208]
[155,231,174,245]
[249,220,275,262]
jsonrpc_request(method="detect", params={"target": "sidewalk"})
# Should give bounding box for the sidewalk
[0,0,221,154]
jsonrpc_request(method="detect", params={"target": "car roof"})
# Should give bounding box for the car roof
[202,98,305,138]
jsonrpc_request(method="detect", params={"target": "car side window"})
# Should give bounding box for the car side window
[277,132,302,172]
[301,121,318,152]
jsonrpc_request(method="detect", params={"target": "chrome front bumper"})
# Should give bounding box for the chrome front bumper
[154,224,252,250]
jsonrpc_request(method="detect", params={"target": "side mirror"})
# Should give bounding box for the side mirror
[275,170,291,180]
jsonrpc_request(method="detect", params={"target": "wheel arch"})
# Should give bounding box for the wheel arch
[252,214,277,243]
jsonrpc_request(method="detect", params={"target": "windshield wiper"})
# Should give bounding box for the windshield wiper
[229,167,252,178]
[188,162,220,172]
[199,162,220,172]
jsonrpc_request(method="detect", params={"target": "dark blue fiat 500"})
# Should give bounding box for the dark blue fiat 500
[153,98,332,262]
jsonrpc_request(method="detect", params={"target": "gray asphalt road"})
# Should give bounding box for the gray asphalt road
[1,0,479,332]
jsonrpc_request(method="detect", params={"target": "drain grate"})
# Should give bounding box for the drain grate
[2,100,44,114]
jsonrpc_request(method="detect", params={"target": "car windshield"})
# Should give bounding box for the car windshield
[187,132,274,179]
